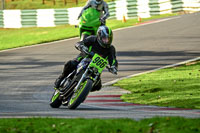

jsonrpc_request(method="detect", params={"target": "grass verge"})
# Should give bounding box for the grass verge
[113,60,200,109]
[0,117,200,133]
[3,0,114,9]
[0,13,177,51]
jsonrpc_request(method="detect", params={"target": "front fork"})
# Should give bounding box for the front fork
[74,68,89,93]
[74,67,99,93]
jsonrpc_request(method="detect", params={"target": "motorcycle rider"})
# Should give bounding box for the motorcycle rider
[77,0,110,24]
[54,25,118,92]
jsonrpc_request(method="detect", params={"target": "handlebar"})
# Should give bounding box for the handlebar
[82,48,94,57]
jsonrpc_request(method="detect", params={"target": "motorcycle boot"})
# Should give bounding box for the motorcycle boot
[91,78,102,92]
[54,75,65,90]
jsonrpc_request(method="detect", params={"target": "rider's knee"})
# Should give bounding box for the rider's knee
[62,60,79,77]
[64,60,78,69]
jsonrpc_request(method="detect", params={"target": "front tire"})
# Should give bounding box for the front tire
[68,79,93,109]
[50,90,62,108]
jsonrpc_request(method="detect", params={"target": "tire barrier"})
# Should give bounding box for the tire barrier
[0,0,199,28]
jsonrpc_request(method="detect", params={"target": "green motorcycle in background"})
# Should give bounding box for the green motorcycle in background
[78,8,102,40]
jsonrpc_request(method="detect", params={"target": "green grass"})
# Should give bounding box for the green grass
[0,117,199,133]
[106,13,177,29]
[2,0,114,9]
[0,25,79,50]
[114,61,200,109]
[0,13,177,51]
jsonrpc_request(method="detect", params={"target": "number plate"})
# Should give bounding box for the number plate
[89,53,108,73]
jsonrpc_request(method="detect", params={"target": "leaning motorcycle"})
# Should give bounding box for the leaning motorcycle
[78,8,102,40]
[50,49,116,109]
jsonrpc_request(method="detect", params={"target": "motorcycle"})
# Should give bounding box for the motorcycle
[78,8,102,41]
[50,49,116,109]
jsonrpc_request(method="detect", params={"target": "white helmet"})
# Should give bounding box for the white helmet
[95,0,102,5]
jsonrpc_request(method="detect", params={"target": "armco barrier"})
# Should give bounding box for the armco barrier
[149,0,160,16]
[108,1,117,19]
[54,9,69,25]
[0,10,3,27]
[171,0,183,12]
[0,0,199,28]
[21,10,37,27]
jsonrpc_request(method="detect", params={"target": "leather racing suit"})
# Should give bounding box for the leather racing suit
[78,0,110,22]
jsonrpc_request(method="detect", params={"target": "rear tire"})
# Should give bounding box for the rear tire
[50,90,62,108]
[68,79,93,109]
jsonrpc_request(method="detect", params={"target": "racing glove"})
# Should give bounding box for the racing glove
[76,42,88,51]
[100,18,105,25]
[80,45,89,54]
[110,66,118,75]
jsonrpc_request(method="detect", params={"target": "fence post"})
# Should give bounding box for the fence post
[64,0,67,5]
[1,0,5,10]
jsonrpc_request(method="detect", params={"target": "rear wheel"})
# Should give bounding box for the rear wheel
[50,90,62,108]
[68,79,93,109]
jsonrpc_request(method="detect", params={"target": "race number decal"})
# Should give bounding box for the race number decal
[92,57,107,68]
[89,54,108,73]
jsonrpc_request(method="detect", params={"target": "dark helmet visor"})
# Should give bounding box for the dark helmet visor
[102,37,109,44]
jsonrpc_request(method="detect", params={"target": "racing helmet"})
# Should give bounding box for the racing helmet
[95,0,102,5]
[97,26,113,48]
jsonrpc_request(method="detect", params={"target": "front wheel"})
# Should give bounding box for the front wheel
[68,79,93,109]
[50,90,62,108]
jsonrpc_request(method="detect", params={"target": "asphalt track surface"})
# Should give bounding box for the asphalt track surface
[0,13,200,119]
